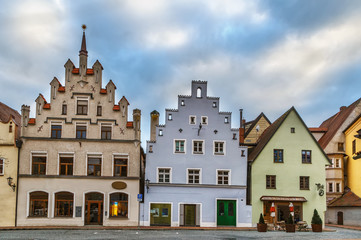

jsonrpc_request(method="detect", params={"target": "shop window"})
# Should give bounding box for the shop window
[32,154,46,175]
[55,192,73,217]
[110,193,128,218]
[302,150,312,164]
[214,141,225,155]
[266,175,276,189]
[300,176,309,190]
[88,156,102,176]
[217,170,229,185]
[76,125,86,139]
[273,149,283,163]
[59,156,73,176]
[77,99,88,115]
[101,125,112,140]
[158,168,170,183]
[29,191,48,217]
[51,125,62,139]
[188,169,200,184]
[114,157,127,177]
[175,140,185,153]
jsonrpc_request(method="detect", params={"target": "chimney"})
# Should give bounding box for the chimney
[150,110,160,141]
[133,109,141,140]
[239,109,245,145]
[21,105,30,136]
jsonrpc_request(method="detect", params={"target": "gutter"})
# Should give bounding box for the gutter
[15,139,23,227]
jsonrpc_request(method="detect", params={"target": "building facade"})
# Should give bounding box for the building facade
[249,107,330,225]
[17,30,142,226]
[0,102,21,227]
[141,81,251,227]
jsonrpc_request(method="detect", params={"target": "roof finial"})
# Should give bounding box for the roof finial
[79,24,88,56]
[82,24,87,32]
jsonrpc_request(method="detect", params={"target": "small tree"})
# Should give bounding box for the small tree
[311,209,322,225]
[259,213,265,224]
[286,214,294,224]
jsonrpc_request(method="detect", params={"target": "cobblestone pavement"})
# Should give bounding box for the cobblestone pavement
[1,227,361,240]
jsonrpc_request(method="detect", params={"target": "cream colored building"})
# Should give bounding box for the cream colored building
[17,29,142,226]
[0,102,21,227]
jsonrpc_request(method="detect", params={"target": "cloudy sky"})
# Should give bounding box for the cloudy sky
[1,0,361,146]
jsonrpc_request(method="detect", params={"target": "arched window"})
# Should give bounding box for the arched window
[29,191,48,217]
[109,193,128,218]
[55,192,74,217]
[197,87,202,98]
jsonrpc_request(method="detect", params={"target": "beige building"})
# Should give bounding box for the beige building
[0,102,21,227]
[17,29,142,226]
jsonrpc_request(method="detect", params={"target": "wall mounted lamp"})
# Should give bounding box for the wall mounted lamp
[7,176,16,192]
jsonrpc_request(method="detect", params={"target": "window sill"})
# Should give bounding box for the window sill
[27,216,48,218]
[214,153,224,155]
[193,152,203,155]
[301,162,312,164]
[273,162,284,163]
[109,216,128,220]
[174,151,185,154]
[54,216,74,218]
[300,189,310,190]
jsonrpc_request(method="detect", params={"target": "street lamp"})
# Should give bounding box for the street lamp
[145,179,150,193]
[7,176,16,192]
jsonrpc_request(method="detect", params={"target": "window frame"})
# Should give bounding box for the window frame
[201,116,208,125]
[301,150,312,164]
[0,158,4,175]
[28,191,49,218]
[192,140,204,155]
[97,105,102,116]
[87,154,102,176]
[59,154,74,176]
[31,152,47,175]
[189,115,196,125]
[217,170,230,185]
[273,149,284,163]
[214,141,225,155]
[328,182,333,192]
[113,155,128,177]
[266,175,276,189]
[76,98,88,115]
[187,168,201,184]
[157,167,171,183]
[54,191,74,218]
[336,182,341,192]
[50,122,62,139]
[299,176,310,190]
[101,124,112,140]
[62,104,67,115]
[76,123,87,139]
[109,192,129,218]
[174,139,186,154]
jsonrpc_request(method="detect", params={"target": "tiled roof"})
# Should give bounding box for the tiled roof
[328,190,361,207]
[0,102,21,126]
[245,112,271,138]
[72,68,79,74]
[100,88,107,94]
[318,98,361,149]
[71,68,94,75]
[43,103,51,109]
[126,121,133,128]
[309,127,328,133]
[58,86,65,92]
[28,118,36,125]
[113,105,120,111]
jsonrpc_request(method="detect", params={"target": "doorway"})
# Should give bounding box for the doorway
[217,200,236,226]
[85,192,103,225]
[150,203,171,226]
[337,211,343,225]
[184,204,196,226]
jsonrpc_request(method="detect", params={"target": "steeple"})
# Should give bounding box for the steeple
[79,25,88,79]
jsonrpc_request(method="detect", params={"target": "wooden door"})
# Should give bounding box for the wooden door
[337,211,343,225]
[85,200,103,225]
[184,204,196,226]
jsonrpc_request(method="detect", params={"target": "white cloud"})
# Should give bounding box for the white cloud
[144,29,189,49]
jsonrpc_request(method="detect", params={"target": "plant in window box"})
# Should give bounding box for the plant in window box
[311,209,323,232]
[285,214,295,232]
[257,213,267,232]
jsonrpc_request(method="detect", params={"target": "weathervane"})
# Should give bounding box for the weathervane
[82,24,87,31]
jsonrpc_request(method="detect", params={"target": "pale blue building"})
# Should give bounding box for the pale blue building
[141,81,251,227]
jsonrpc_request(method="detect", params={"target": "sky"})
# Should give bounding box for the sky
[1,0,361,147]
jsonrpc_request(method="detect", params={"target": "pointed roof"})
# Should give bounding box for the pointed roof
[318,98,361,149]
[0,102,21,125]
[248,107,330,164]
[106,80,117,89]
[79,31,88,56]
[120,96,130,105]
[328,190,361,207]
[245,112,271,138]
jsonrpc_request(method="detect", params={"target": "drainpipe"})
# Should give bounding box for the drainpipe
[15,139,23,227]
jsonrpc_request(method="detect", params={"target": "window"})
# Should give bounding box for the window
[88,156,101,176]
[97,106,102,116]
[329,182,333,192]
[266,175,276,189]
[302,150,312,163]
[59,156,73,175]
[338,142,344,152]
[62,104,67,115]
[336,183,341,192]
[77,99,88,115]
[241,150,245,157]
[9,123,12,133]
[29,191,48,217]
[273,149,283,163]
[181,100,185,106]
[32,154,46,175]
[110,193,128,218]
[196,87,202,98]
[188,169,200,184]
[168,114,172,121]
[175,140,185,153]
[55,192,73,217]
[149,145,153,153]
[291,127,295,133]
[214,141,224,155]
[51,125,62,139]
[224,117,229,123]
[353,140,356,154]
[0,158,3,175]
[335,159,340,168]
[193,140,204,154]
[217,170,229,185]
[76,125,86,139]
[159,129,163,136]
[201,116,208,125]
[300,176,309,190]
[114,157,127,177]
[189,116,196,125]
[101,125,112,140]
[233,133,237,140]
[213,102,217,108]
[158,168,170,183]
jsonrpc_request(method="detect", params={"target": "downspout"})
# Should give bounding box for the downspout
[15,139,23,227]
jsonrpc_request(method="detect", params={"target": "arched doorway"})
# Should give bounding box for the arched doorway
[85,192,104,225]
[337,211,343,225]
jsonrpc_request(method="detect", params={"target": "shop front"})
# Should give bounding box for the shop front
[150,203,171,226]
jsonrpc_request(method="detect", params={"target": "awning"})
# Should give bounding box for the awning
[260,196,307,202]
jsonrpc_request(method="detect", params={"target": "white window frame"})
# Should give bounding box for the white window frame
[217,169,231,185]
[157,167,172,183]
[100,122,113,140]
[57,152,75,175]
[86,153,103,177]
[0,158,4,175]
[189,115,196,125]
[214,141,226,155]
[75,97,89,115]
[174,139,186,154]
[201,116,208,125]
[328,182,334,192]
[192,140,205,155]
[335,158,341,168]
[30,151,48,175]
[187,168,201,184]
[336,182,341,193]
[112,153,129,177]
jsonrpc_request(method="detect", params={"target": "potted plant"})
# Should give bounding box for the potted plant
[257,213,267,232]
[285,214,295,232]
[311,209,323,232]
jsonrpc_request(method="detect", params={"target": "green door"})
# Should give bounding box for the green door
[184,204,196,226]
[217,200,236,226]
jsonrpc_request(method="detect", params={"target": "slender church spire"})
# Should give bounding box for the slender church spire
[79,24,88,56]
[79,25,88,80]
